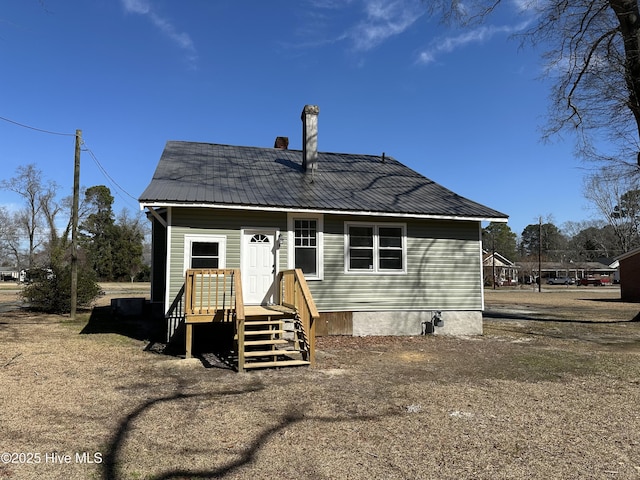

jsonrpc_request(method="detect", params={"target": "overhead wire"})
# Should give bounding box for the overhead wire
[81,142,140,206]
[0,114,140,208]
[0,115,76,137]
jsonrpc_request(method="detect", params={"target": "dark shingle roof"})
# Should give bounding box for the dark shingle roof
[139,141,508,220]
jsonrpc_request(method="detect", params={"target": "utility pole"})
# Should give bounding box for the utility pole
[70,129,81,320]
[538,217,542,293]
[492,230,496,290]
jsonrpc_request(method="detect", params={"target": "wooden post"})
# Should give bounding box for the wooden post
[308,313,316,367]
[70,129,81,320]
[237,318,245,373]
[538,217,542,293]
[185,323,193,359]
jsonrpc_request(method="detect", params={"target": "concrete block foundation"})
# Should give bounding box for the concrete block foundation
[351,310,483,336]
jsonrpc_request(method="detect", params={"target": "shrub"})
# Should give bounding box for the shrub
[21,264,102,314]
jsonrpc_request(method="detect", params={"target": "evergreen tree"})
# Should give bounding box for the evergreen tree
[80,186,116,280]
[482,223,517,261]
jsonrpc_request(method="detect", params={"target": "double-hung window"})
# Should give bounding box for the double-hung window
[345,223,405,273]
[191,242,220,268]
[184,235,226,271]
[288,214,323,280]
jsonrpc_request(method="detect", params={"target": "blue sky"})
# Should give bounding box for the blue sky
[0,0,593,237]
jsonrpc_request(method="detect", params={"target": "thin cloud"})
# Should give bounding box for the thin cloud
[416,22,530,65]
[121,0,150,15]
[121,0,198,68]
[294,0,424,53]
[351,0,425,51]
[511,0,545,13]
[307,0,357,8]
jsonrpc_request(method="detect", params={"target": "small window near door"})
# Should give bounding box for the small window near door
[191,242,220,268]
[288,214,323,280]
[294,219,317,276]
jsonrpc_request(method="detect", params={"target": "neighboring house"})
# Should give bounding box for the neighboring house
[139,105,508,341]
[613,248,640,302]
[482,251,518,286]
[516,260,617,284]
[0,270,19,282]
[539,260,616,281]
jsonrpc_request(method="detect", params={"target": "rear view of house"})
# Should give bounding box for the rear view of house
[139,105,507,365]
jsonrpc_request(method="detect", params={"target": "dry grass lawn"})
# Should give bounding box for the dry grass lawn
[1,283,640,479]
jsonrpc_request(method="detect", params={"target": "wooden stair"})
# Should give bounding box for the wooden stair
[238,307,311,371]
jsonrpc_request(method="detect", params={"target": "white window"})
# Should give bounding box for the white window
[288,214,323,280]
[345,223,406,273]
[184,235,226,271]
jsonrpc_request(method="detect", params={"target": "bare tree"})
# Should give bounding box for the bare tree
[429,1,640,172]
[563,219,620,259]
[1,165,46,268]
[0,164,65,269]
[0,206,21,269]
[584,170,640,252]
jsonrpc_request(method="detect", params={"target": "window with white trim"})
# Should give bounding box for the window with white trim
[345,223,406,273]
[191,242,220,268]
[184,235,226,271]
[294,219,317,275]
[288,214,323,280]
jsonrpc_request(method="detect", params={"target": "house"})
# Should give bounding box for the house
[613,248,640,301]
[524,260,617,283]
[139,105,508,367]
[482,251,518,286]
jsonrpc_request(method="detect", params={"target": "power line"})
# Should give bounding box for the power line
[0,115,76,137]
[0,113,139,208]
[81,142,139,205]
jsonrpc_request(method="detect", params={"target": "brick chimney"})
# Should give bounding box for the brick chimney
[301,105,319,173]
[274,136,289,149]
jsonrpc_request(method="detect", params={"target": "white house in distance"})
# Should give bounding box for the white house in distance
[482,251,518,286]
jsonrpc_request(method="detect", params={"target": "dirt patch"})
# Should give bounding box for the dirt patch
[1,284,640,479]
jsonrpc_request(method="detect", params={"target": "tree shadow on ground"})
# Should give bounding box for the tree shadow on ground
[101,381,264,480]
[484,309,640,324]
[101,382,393,480]
[579,297,639,304]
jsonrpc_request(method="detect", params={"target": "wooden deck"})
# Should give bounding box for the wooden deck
[181,268,319,372]
[244,305,297,317]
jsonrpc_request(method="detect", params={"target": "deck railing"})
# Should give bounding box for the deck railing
[165,283,186,343]
[276,269,319,365]
[184,269,244,358]
[181,267,316,368]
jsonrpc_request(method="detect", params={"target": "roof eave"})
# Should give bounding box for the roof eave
[139,200,508,223]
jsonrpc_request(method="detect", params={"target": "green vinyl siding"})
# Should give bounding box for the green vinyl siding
[166,208,287,306]
[164,208,483,313]
[307,215,483,312]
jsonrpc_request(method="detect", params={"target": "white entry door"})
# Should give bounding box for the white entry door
[242,230,277,305]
